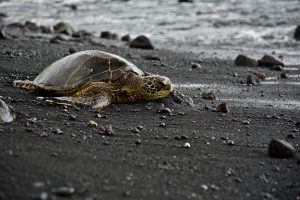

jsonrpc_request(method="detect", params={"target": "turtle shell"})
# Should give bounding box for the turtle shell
[33,50,144,92]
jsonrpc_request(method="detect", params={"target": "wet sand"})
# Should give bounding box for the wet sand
[0,34,300,200]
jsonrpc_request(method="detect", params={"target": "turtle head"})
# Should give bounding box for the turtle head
[141,75,173,99]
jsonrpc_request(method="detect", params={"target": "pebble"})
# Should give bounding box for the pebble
[294,25,300,41]
[103,124,114,136]
[217,102,229,113]
[0,99,15,123]
[52,186,75,197]
[268,139,295,159]
[227,140,234,145]
[131,127,140,133]
[201,91,216,100]
[179,0,194,3]
[53,22,75,35]
[121,34,131,42]
[135,139,141,145]
[100,31,118,40]
[129,35,154,49]
[246,75,260,85]
[159,123,166,127]
[87,120,97,127]
[295,122,300,128]
[286,133,295,139]
[280,72,288,79]
[251,70,266,80]
[68,47,77,54]
[234,54,257,67]
[191,62,202,69]
[258,54,284,68]
[242,120,250,125]
[0,30,6,39]
[35,192,48,200]
[69,114,77,120]
[158,107,172,115]
[183,142,191,148]
[200,184,208,191]
[53,128,63,135]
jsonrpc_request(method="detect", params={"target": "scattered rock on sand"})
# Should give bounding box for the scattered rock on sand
[191,62,202,69]
[100,31,118,40]
[217,102,229,113]
[52,186,75,197]
[294,25,300,41]
[87,120,98,127]
[53,22,75,35]
[258,54,284,68]
[40,25,52,34]
[201,91,216,100]
[268,139,295,159]
[168,91,194,106]
[121,34,131,42]
[129,35,154,49]
[234,54,257,67]
[246,75,260,85]
[0,30,6,39]
[0,99,15,123]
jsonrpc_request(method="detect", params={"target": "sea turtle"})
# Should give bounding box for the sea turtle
[13,50,173,109]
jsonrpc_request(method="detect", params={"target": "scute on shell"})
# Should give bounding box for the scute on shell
[33,50,144,92]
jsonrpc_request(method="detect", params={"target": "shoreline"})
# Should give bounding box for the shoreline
[0,27,300,200]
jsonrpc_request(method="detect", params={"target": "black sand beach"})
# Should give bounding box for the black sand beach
[0,27,300,200]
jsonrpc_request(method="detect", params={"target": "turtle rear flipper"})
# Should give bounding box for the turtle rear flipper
[13,80,37,90]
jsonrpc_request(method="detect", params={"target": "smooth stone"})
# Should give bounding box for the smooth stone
[258,54,284,68]
[234,54,257,67]
[100,31,118,40]
[0,30,6,39]
[217,102,229,113]
[246,75,260,85]
[53,22,75,35]
[294,25,300,41]
[268,139,295,159]
[52,186,75,197]
[0,99,15,123]
[24,21,39,31]
[121,34,131,42]
[129,35,154,49]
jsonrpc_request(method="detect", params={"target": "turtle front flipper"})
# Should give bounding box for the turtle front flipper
[13,80,37,90]
[92,94,111,110]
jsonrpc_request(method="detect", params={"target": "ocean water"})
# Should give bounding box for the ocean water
[0,0,299,61]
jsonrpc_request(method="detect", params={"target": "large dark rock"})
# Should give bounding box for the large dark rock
[294,25,300,41]
[0,99,15,123]
[234,54,257,67]
[53,22,75,35]
[257,54,284,68]
[129,35,154,49]
[268,139,295,159]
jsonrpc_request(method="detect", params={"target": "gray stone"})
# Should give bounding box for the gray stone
[234,55,257,67]
[268,139,295,159]
[0,99,15,123]
[258,54,284,68]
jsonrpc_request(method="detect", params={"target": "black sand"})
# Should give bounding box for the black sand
[0,35,299,200]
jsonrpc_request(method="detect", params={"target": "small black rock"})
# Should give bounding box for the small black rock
[52,186,75,197]
[68,47,77,54]
[121,34,131,42]
[294,25,300,41]
[234,54,257,67]
[53,22,75,35]
[217,102,229,113]
[129,35,154,49]
[100,31,118,40]
[280,72,288,79]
